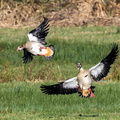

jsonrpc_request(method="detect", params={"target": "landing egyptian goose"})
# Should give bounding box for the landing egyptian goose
[16,17,55,63]
[40,44,118,98]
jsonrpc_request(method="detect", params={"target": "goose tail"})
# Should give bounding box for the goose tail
[44,45,55,60]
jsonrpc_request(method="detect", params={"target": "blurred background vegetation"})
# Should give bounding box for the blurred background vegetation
[0,0,120,27]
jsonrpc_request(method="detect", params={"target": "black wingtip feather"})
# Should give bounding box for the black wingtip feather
[102,43,119,65]
[40,83,64,95]
[39,17,49,29]
[40,83,78,95]
[43,17,49,23]
[29,17,50,45]
[22,49,33,64]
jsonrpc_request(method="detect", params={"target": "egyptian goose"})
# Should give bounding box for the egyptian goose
[16,17,55,63]
[40,44,118,98]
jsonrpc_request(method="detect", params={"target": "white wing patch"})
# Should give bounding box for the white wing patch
[89,62,104,78]
[28,33,38,42]
[63,77,78,89]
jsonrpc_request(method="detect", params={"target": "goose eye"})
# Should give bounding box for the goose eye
[85,75,88,77]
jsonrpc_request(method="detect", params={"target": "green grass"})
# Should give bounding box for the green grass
[0,26,120,119]
[0,26,120,82]
[0,82,120,119]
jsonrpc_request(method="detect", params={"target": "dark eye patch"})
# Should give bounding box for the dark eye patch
[20,45,24,48]
[85,75,88,77]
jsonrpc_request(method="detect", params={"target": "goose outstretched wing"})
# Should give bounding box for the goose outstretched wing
[40,77,78,95]
[28,17,49,45]
[21,49,33,64]
[89,44,118,81]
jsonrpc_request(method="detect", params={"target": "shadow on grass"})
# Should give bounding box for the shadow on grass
[48,114,99,119]
[79,114,99,117]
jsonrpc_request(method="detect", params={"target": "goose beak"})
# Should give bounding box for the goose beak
[16,46,23,51]
[16,49,20,52]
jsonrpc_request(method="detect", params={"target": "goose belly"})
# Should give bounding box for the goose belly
[26,42,45,55]
[78,78,92,90]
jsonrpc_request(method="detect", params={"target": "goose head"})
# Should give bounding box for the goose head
[77,63,85,78]
[77,63,86,74]
[16,44,25,51]
[77,63,82,69]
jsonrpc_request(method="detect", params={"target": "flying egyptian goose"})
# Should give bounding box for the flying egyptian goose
[16,17,55,63]
[40,44,119,98]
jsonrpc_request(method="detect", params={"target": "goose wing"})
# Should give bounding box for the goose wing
[89,44,118,81]
[21,49,33,64]
[28,17,49,45]
[40,77,78,95]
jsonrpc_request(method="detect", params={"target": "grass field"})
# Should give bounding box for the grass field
[0,82,120,120]
[0,26,120,119]
[0,26,120,82]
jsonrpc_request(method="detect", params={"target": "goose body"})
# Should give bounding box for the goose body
[16,17,55,63]
[77,66,95,97]
[24,41,50,56]
[40,44,118,98]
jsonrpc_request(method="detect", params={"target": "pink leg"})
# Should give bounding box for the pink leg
[89,88,95,97]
